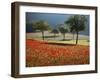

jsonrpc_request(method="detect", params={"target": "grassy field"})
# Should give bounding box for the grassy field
[26,32,89,46]
[46,40,89,46]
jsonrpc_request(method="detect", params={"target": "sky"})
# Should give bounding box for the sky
[26,12,90,35]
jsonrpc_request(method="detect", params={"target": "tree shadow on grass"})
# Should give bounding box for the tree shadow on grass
[44,42,76,46]
[44,35,59,38]
[60,39,72,41]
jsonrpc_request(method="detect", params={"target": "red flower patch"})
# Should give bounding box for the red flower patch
[26,39,89,67]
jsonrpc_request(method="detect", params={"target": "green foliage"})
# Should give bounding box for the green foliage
[65,15,87,44]
[32,20,50,31]
[58,24,68,35]
[65,15,87,32]
[51,29,59,34]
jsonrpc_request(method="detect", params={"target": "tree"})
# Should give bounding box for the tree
[70,27,75,40]
[32,20,50,40]
[58,24,68,40]
[65,15,87,44]
[51,29,59,39]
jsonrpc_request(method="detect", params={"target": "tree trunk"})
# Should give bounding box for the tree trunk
[54,33,56,40]
[76,31,79,45]
[63,34,65,40]
[73,32,74,40]
[42,31,44,40]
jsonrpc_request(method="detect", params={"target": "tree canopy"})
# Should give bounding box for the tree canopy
[32,20,50,31]
[65,15,87,32]
[51,29,59,34]
[65,15,87,44]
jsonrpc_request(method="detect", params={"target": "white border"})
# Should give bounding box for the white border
[19,5,95,75]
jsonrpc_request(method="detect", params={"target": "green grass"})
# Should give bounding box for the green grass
[26,32,89,46]
[46,40,89,46]
[28,38,89,46]
[27,36,89,46]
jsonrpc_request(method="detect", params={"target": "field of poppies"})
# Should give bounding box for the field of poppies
[26,39,89,67]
